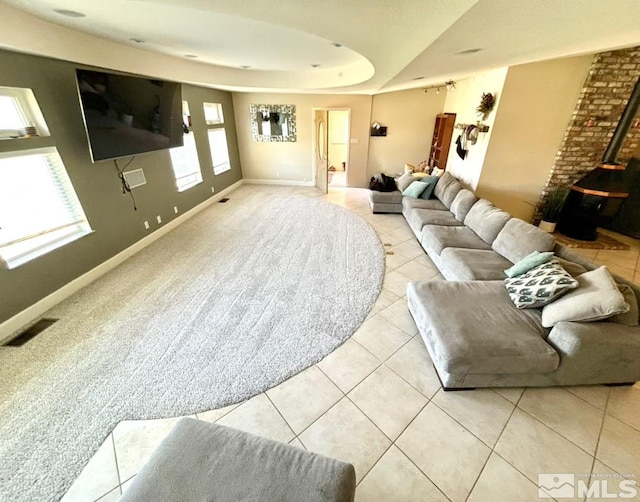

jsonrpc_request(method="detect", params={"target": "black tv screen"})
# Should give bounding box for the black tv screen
[76,69,183,162]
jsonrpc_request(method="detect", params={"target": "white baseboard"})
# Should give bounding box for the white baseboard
[0,179,244,343]
[243,178,314,187]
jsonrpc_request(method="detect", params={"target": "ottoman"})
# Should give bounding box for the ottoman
[368,189,403,213]
[120,418,356,502]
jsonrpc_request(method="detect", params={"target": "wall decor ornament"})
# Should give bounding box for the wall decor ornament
[476,92,496,120]
[250,104,296,142]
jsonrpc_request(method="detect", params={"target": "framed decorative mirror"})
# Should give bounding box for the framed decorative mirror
[250,104,296,142]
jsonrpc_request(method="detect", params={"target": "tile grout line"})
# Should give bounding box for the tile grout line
[463,390,526,501]
[110,433,123,497]
[386,399,453,502]
[586,386,612,498]
[515,402,602,459]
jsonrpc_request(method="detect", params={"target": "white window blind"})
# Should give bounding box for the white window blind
[170,132,202,191]
[203,102,224,125]
[207,129,231,175]
[0,147,92,268]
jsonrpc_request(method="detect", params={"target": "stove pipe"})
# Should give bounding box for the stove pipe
[558,75,640,240]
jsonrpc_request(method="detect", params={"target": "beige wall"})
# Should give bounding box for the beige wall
[232,93,372,187]
[328,110,349,170]
[476,55,592,221]
[443,67,509,189]
[367,88,446,177]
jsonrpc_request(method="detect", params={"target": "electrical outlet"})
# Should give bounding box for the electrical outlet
[211,186,215,193]
[144,221,150,230]
[173,206,178,214]
[156,215,162,224]
[350,138,358,144]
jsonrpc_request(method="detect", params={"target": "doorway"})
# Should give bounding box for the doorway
[327,110,350,187]
[312,108,350,193]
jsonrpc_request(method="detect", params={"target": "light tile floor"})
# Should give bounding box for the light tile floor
[62,186,640,502]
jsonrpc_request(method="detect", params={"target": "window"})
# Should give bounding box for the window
[203,102,224,125]
[0,148,92,269]
[207,129,231,175]
[0,86,50,139]
[170,101,202,191]
[203,102,231,175]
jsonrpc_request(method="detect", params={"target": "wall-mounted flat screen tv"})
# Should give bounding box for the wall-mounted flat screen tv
[76,69,183,162]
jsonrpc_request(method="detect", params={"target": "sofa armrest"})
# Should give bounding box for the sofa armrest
[546,321,640,383]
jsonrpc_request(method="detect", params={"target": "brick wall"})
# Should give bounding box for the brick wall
[534,46,640,221]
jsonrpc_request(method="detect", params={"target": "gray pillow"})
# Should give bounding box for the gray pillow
[396,171,418,192]
[433,171,456,201]
[450,189,478,222]
[440,180,463,208]
[505,259,578,309]
[610,284,639,326]
[493,218,556,264]
[464,200,511,245]
[541,266,631,327]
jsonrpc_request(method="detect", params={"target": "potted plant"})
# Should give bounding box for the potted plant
[539,187,569,232]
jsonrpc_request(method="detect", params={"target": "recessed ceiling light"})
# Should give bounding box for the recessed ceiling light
[184,54,198,59]
[456,48,483,55]
[333,43,342,48]
[54,9,85,17]
[412,76,425,80]
[310,64,321,68]
[240,65,251,69]
[130,38,145,44]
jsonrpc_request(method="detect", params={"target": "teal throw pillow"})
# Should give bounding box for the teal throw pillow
[402,181,429,198]
[419,175,440,199]
[505,251,554,278]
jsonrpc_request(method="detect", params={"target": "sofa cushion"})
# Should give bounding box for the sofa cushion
[421,225,491,256]
[419,175,440,199]
[450,189,478,222]
[407,280,559,376]
[438,248,513,281]
[396,171,418,192]
[120,418,356,502]
[368,190,403,204]
[402,197,447,212]
[433,171,456,201]
[611,284,639,326]
[554,257,588,277]
[493,218,556,263]
[541,266,631,327]
[505,260,578,309]
[463,199,511,245]
[440,180,464,208]
[406,208,463,235]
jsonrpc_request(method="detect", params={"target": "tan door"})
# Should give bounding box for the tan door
[314,109,329,194]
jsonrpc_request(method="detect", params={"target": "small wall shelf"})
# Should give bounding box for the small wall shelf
[370,126,387,137]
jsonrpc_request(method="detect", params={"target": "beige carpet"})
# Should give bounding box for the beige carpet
[0,185,384,502]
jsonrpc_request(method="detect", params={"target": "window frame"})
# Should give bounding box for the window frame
[169,101,203,192]
[203,102,232,176]
[0,146,92,269]
[0,86,51,139]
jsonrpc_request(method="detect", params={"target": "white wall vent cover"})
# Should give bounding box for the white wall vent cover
[123,168,146,189]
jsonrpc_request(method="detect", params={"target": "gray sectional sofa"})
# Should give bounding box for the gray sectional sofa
[369,172,640,389]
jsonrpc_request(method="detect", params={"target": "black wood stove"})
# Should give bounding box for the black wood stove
[557,76,640,241]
